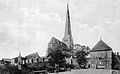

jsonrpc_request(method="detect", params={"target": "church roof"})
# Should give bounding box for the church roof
[48,37,61,45]
[90,40,112,52]
[48,37,68,50]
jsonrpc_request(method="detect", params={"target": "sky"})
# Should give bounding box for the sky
[0,0,120,59]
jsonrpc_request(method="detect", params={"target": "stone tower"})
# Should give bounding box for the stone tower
[18,52,22,64]
[18,52,22,70]
[62,2,74,51]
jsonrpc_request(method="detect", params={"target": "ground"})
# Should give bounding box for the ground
[49,69,120,74]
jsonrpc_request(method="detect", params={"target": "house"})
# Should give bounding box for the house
[25,52,40,64]
[12,53,26,65]
[2,58,12,65]
[89,39,112,69]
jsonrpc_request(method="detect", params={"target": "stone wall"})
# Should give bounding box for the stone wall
[90,51,112,69]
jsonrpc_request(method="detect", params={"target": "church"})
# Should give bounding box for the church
[47,1,120,70]
[48,2,74,53]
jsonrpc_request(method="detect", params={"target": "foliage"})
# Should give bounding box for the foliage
[74,44,90,54]
[48,50,66,65]
[27,62,49,70]
[75,51,88,68]
[112,53,120,70]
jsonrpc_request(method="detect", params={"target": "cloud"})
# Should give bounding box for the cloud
[0,0,120,58]
[0,1,64,58]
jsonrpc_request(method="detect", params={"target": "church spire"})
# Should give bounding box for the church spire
[62,0,74,50]
[64,0,71,36]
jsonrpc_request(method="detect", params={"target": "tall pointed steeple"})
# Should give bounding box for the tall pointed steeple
[62,0,74,51]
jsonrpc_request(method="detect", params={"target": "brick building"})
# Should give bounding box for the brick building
[90,39,112,69]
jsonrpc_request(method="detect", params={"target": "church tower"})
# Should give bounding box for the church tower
[18,52,22,64]
[62,1,74,51]
[18,52,22,70]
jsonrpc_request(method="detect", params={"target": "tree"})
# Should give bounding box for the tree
[75,51,88,68]
[47,49,67,72]
[74,44,82,51]
[47,37,69,68]
[74,44,90,54]
[48,50,66,66]
[112,53,120,70]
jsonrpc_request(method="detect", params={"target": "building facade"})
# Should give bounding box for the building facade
[90,39,112,69]
[25,52,40,64]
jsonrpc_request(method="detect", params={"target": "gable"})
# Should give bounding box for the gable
[90,40,112,52]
